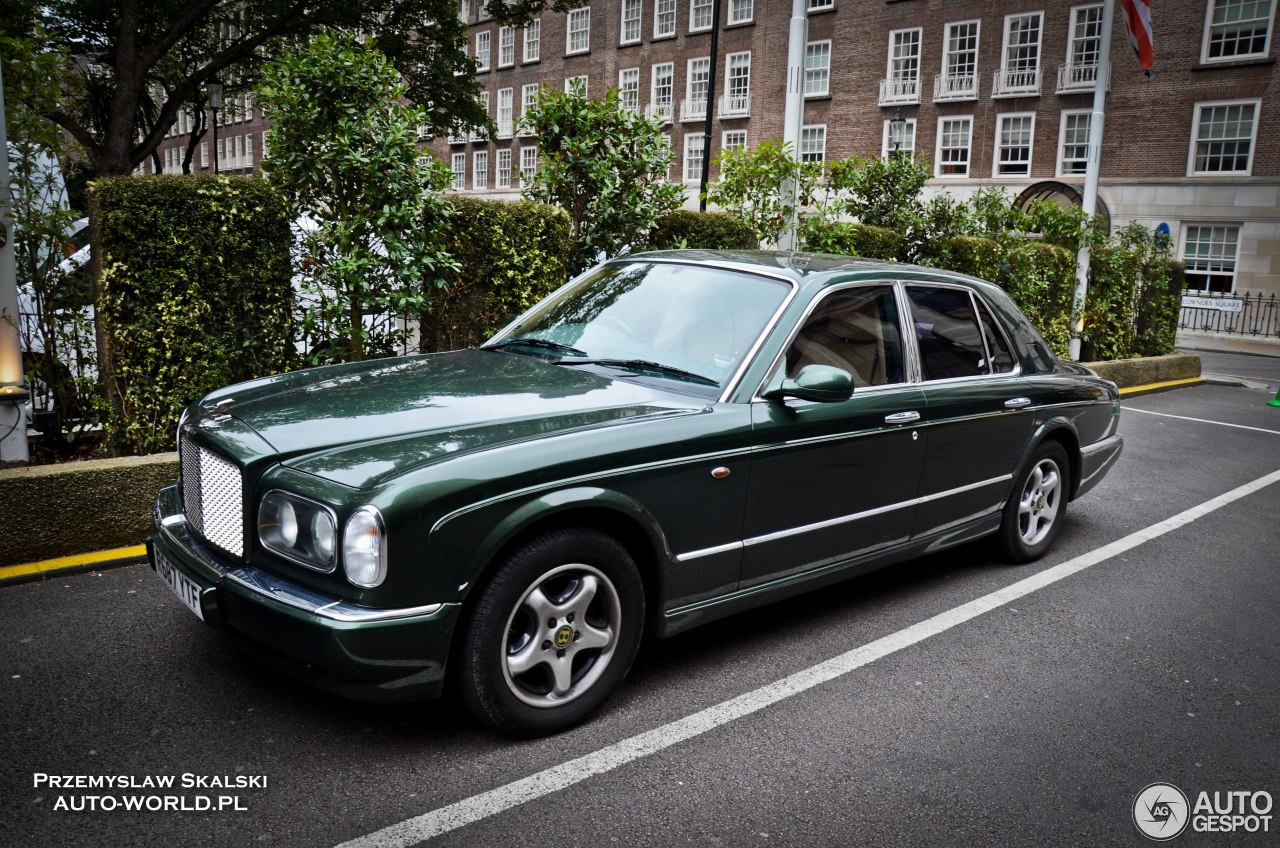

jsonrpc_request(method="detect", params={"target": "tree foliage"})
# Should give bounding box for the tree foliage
[522,85,684,274]
[259,32,455,363]
[0,0,493,176]
[704,140,822,248]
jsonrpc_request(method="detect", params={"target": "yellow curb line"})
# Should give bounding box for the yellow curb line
[1118,377,1204,396]
[0,545,148,584]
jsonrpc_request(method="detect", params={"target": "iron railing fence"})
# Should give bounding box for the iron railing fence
[1177,290,1280,339]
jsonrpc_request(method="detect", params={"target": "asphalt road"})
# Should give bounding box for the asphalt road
[3,382,1278,848]
[1191,350,1280,388]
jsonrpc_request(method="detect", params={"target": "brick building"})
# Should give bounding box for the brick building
[152,0,1280,298]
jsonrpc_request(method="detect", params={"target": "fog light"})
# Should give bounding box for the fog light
[343,506,386,588]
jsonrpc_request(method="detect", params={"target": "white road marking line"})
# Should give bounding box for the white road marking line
[1123,406,1280,436]
[335,467,1280,848]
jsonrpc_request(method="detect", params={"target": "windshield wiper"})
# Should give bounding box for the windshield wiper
[481,338,587,357]
[558,358,719,387]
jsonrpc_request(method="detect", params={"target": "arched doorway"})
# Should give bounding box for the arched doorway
[1015,181,1111,235]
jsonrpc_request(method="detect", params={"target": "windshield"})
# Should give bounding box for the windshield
[489,261,792,393]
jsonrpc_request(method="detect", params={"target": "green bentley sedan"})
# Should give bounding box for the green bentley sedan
[149,250,1122,735]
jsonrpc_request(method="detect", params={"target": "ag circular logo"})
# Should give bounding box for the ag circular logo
[1134,783,1190,841]
[553,625,574,649]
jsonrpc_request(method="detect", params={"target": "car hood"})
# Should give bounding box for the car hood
[209,349,704,489]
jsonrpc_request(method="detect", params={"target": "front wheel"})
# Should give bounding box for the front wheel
[458,528,644,736]
[997,441,1070,564]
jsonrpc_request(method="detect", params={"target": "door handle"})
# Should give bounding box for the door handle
[884,411,921,424]
[1004,397,1032,409]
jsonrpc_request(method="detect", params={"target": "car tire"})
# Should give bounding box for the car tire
[458,527,645,736]
[997,441,1070,564]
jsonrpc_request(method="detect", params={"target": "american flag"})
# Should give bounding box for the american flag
[1120,0,1154,74]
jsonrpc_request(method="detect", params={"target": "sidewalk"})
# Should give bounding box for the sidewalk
[1176,329,1280,358]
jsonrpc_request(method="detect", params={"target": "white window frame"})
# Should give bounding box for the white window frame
[1201,0,1276,63]
[621,0,643,45]
[473,150,488,190]
[523,20,540,62]
[724,51,752,112]
[799,124,827,162]
[451,152,466,190]
[997,10,1043,93]
[729,0,754,25]
[566,7,591,55]
[654,0,676,38]
[565,75,588,95]
[1187,98,1261,175]
[942,20,981,86]
[685,56,711,119]
[886,27,923,86]
[690,0,714,32]
[804,41,831,97]
[722,129,748,152]
[1180,223,1242,293]
[808,0,835,11]
[496,148,512,188]
[881,118,917,157]
[520,83,539,135]
[1066,5,1105,68]
[200,141,209,168]
[497,87,514,137]
[475,31,491,71]
[934,116,972,178]
[520,145,538,184]
[652,62,674,113]
[684,134,706,183]
[619,67,641,112]
[498,25,515,67]
[994,112,1036,177]
[1057,109,1092,177]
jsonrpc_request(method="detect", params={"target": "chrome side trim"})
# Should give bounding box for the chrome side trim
[674,541,744,562]
[673,473,1016,557]
[224,567,442,622]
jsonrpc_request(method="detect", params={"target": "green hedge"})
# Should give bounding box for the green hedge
[800,221,902,261]
[91,176,293,455]
[648,210,759,250]
[422,197,574,353]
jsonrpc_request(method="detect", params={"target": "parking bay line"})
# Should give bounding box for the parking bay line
[1122,406,1280,436]
[335,467,1280,848]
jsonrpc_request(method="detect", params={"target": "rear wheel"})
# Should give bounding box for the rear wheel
[997,441,1070,563]
[458,528,644,736]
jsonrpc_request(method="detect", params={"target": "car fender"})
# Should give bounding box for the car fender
[1016,415,1084,500]
[430,485,674,602]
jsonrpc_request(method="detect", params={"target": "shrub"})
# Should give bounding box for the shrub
[800,220,901,261]
[944,236,1004,283]
[648,210,759,250]
[1007,241,1076,356]
[91,176,293,455]
[422,197,574,353]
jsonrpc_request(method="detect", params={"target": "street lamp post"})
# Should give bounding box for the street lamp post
[207,79,223,173]
[889,110,906,156]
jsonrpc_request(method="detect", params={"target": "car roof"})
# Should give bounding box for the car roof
[621,249,1001,294]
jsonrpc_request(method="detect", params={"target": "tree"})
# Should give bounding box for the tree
[522,85,684,274]
[1,0,588,177]
[259,32,454,363]
[704,140,822,248]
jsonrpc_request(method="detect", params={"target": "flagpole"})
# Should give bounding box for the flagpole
[1069,0,1116,362]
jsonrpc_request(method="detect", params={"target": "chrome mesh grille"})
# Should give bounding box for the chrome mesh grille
[179,435,245,557]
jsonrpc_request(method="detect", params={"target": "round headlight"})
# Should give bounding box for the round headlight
[311,510,336,560]
[279,500,298,547]
[343,506,386,588]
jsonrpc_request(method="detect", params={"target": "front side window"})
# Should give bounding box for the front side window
[499,25,515,66]
[655,0,676,37]
[567,8,590,54]
[691,0,713,31]
[1204,0,1274,60]
[996,113,1035,176]
[619,68,641,112]
[684,134,705,182]
[1183,224,1240,292]
[473,150,488,190]
[781,286,905,388]
[1058,110,1091,175]
[524,20,541,61]
[475,31,491,70]
[936,116,972,177]
[1190,100,1258,174]
[805,41,831,96]
[496,149,512,188]
[622,0,642,44]
[907,287,991,380]
[730,0,754,24]
[800,125,826,162]
[1068,5,1104,67]
[497,262,793,394]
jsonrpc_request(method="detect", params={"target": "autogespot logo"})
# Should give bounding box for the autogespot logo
[1134,783,1191,841]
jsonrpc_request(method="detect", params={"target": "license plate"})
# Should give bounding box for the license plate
[155,551,205,622]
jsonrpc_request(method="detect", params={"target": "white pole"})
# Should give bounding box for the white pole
[1069,0,1116,362]
[0,59,32,465]
[778,0,807,251]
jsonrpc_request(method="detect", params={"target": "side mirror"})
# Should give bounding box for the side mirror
[763,364,854,403]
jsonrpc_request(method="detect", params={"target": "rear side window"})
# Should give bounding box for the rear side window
[975,297,1016,374]
[784,285,905,387]
[906,286,989,380]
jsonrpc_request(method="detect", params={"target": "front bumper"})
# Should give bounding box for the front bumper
[149,485,460,702]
